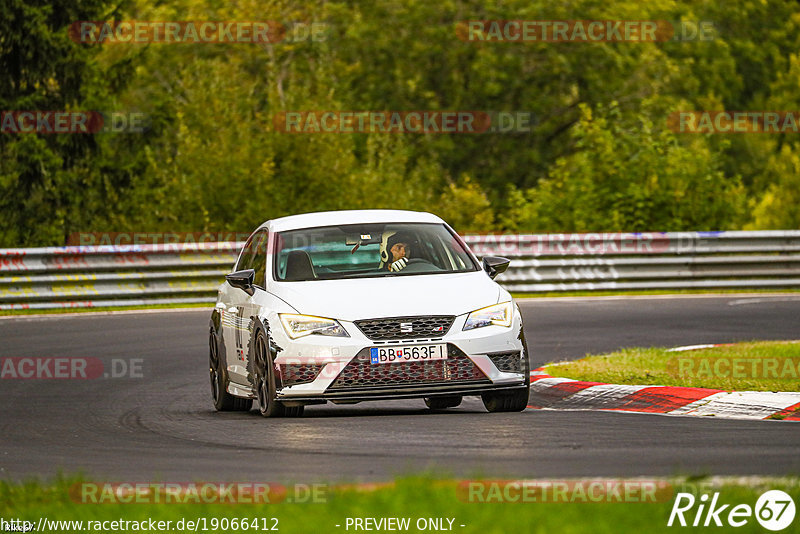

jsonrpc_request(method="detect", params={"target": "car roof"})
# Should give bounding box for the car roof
[266,210,446,232]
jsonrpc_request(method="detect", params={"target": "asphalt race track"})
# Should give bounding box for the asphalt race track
[1,295,799,482]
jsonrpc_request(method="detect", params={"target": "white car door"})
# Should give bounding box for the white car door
[223,230,267,386]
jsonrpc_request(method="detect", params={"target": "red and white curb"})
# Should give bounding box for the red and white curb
[528,369,800,421]
[528,344,800,421]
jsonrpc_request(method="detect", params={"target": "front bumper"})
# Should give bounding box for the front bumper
[264,309,528,403]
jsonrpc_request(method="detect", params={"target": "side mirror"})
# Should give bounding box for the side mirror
[482,256,510,280]
[226,269,255,295]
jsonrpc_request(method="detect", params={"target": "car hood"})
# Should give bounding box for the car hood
[269,271,503,321]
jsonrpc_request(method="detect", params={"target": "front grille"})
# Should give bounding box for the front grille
[488,351,522,373]
[327,344,488,390]
[279,364,324,387]
[354,315,455,341]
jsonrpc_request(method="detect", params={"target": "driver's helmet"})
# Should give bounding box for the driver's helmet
[379,231,415,268]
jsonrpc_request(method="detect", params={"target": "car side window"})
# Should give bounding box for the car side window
[251,231,268,289]
[235,230,261,272]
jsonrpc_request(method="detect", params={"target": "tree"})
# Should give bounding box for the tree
[504,103,745,232]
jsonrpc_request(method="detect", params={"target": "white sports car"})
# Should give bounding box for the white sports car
[209,210,530,417]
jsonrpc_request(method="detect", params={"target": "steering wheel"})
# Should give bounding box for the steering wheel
[400,258,442,272]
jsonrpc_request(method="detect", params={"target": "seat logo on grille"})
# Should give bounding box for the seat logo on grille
[400,322,413,333]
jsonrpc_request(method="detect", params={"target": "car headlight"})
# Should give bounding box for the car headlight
[279,314,349,339]
[463,301,513,331]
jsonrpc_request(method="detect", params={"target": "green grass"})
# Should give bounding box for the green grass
[0,302,212,316]
[2,475,800,534]
[545,341,800,392]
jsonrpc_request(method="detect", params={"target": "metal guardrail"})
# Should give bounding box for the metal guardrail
[465,231,800,292]
[1,231,800,310]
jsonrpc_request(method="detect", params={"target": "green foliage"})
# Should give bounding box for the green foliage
[0,0,113,245]
[2,0,800,246]
[506,103,746,232]
[433,175,495,233]
[747,143,800,230]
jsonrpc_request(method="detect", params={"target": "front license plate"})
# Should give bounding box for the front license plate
[370,344,447,364]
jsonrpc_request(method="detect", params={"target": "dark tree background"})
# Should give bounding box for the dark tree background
[2,0,799,245]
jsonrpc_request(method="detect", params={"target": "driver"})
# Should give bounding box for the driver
[381,231,414,272]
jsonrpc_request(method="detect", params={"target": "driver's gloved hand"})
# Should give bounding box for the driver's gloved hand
[390,258,408,272]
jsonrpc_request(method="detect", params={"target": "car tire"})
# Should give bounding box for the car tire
[253,328,304,418]
[424,396,462,410]
[283,404,305,417]
[209,328,252,412]
[481,386,530,412]
[483,328,532,413]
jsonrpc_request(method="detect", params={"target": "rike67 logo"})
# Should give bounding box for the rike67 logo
[668,490,796,531]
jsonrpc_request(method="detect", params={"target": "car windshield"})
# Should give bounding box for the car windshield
[274,223,479,281]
